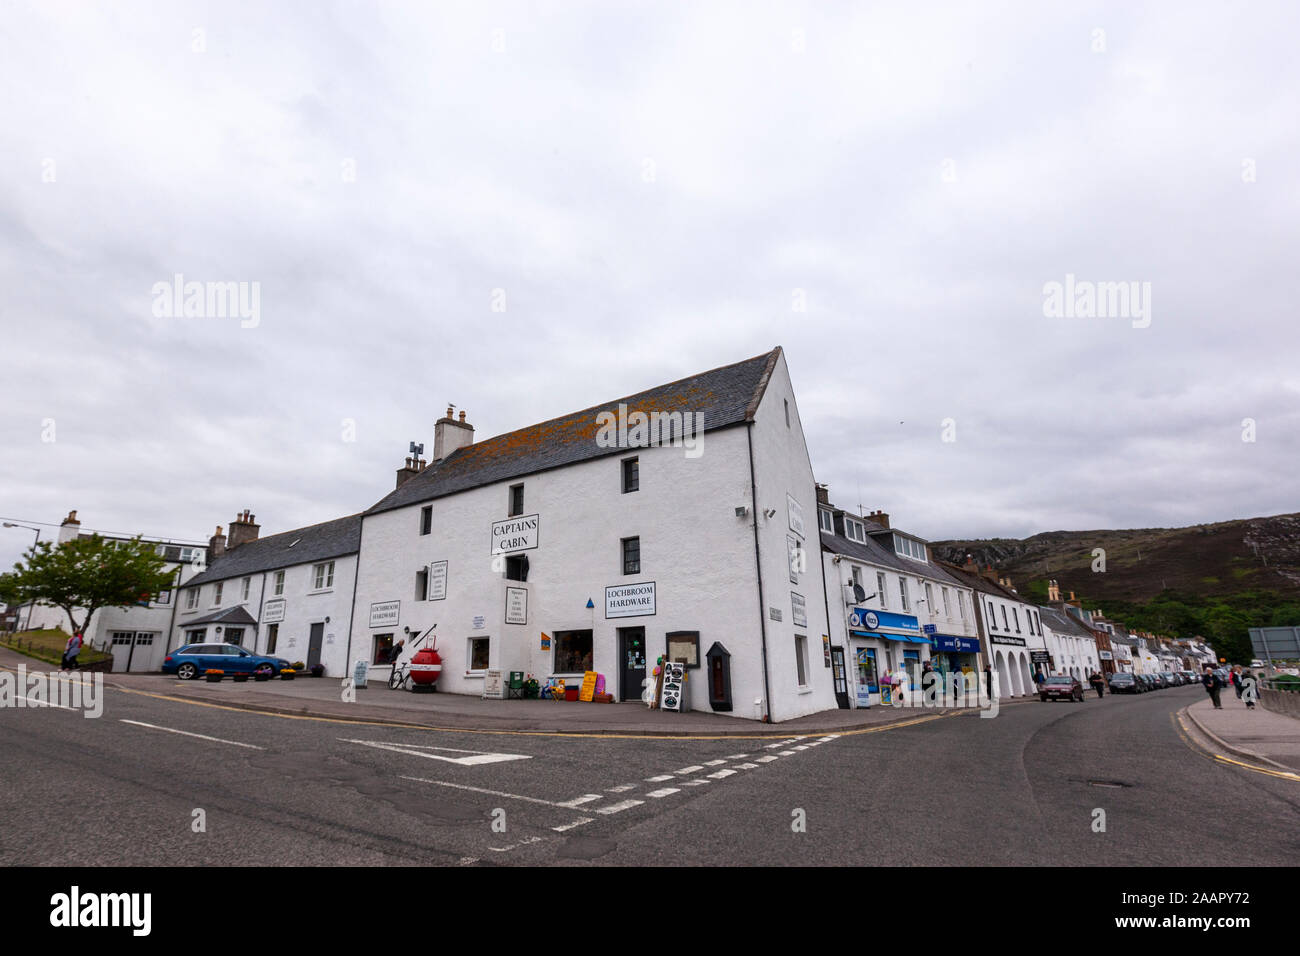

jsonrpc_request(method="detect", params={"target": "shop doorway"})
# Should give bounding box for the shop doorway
[830,647,849,709]
[307,622,324,670]
[618,627,646,702]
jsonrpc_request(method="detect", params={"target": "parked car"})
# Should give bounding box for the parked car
[1136,674,1156,692]
[1108,672,1141,694]
[1040,675,1085,702]
[163,642,293,680]
[1161,672,1177,687]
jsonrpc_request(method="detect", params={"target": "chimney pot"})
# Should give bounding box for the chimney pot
[459,410,466,422]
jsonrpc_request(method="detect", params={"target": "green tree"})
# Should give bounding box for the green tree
[0,535,176,637]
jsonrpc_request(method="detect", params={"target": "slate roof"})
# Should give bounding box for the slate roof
[366,348,782,516]
[1038,605,1096,639]
[184,514,363,587]
[819,531,969,589]
[180,606,258,627]
[935,561,1031,604]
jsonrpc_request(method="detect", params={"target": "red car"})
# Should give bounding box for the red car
[1039,675,1085,702]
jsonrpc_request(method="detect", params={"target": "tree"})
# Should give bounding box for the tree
[0,534,176,638]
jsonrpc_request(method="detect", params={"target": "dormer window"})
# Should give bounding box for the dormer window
[818,509,833,534]
[845,519,866,544]
[893,534,927,562]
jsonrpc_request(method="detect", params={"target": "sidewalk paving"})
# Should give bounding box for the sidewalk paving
[1185,690,1300,772]
[0,644,1028,736]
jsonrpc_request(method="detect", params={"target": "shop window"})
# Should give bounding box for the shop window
[553,629,593,674]
[505,554,529,582]
[186,629,207,645]
[508,484,524,517]
[622,457,639,494]
[223,627,245,646]
[795,634,809,687]
[372,633,395,666]
[420,506,432,536]
[468,636,490,673]
[622,536,641,575]
[666,631,700,668]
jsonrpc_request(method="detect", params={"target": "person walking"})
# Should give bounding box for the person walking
[61,631,83,671]
[1201,664,1224,710]
[1241,668,1258,710]
[1231,665,1244,699]
[1089,672,1105,698]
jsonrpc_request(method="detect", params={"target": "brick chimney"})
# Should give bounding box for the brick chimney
[815,483,829,505]
[433,406,474,462]
[396,456,428,488]
[227,510,260,550]
[867,509,890,529]
[1047,579,1061,602]
[209,525,226,559]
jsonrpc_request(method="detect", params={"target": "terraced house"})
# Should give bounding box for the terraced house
[349,347,837,721]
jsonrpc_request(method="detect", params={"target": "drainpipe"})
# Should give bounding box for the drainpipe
[815,496,838,706]
[343,534,363,679]
[746,424,773,723]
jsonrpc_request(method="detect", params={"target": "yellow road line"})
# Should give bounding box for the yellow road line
[110,684,957,740]
[1173,711,1300,783]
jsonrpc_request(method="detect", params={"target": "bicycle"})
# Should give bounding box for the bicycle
[387,660,411,690]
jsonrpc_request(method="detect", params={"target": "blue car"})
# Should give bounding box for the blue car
[162,642,292,680]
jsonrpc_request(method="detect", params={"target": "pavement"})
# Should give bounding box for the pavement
[0,644,1023,735]
[1184,687,1300,772]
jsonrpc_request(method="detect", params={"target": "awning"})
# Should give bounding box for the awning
[852,630,926,643]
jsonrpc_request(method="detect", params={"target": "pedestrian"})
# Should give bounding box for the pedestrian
[1241,669,1257,710]
[1231,665,1244,699]
[1201,664,1224,710]
[1090,672,1105,698]
[62,631,83,671]
[952,668,964,705]
[387,639,405,665]
[1033,669,1045,689]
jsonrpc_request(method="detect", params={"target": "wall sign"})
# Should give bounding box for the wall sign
[505,586,528,625]
[1098,650,1113,660]
[428,560,448,601]
[262,599,286,624]
[791,591,807,627]
[490,514,540,554]
[769,606,783,622]
[787,535,801,584]
[605,582,656,619]
[822,634,831,668]
[369,601,400,629]
[787,493,805,538]
[540,632,551,651]
[849,607,920,634]
[472,615,486,630]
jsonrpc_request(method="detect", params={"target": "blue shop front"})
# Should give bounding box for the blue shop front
[846,607,930,707]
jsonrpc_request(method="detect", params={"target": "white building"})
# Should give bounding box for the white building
[1038,605,1100,681]
[819,497,981,708]
[941,561,1046,699]
[349,347,837,722]
[22,510,208,672]
[173,511,362,673]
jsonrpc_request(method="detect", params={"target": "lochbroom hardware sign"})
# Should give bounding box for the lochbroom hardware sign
[605,582,656,618]
[369,601,400,628]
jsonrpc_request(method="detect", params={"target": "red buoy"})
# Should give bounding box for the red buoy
[409,644,442,686]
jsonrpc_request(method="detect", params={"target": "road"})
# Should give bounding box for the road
[2,679,1297,866]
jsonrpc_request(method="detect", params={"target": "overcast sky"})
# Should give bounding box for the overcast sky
[3,1,1298,572]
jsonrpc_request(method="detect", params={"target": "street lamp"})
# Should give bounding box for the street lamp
[2,522,41,633]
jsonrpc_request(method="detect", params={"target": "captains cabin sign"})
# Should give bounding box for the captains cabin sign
[491,514,540,554]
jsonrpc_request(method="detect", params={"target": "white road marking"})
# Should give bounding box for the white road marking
[707,769,736,779]
[682,779,710,786]
[703,759,727,766]
[755,755,778,763]
[606,784,637,793]
[342,738,530,766]
[724,753,750,759]
[778,750,797,756]
[793,745,810,750]
[458,857,479,866]
[20,695,76,710]
[401,776,565,806]
[819,735,840,742]
[120,719,265,750]
[676,765,704,774]
[735,763,760,770]
[647,788,680,798]
[488,835,544,853]
[763,742,783,749]
[556,794,603,808]
[552,817,595,832]
[645,774,676,782]
[597,799,644,815]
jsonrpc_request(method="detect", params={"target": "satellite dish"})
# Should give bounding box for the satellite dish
[852,583,867,604]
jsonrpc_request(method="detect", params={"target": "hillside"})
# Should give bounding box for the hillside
[931,513,1300,605]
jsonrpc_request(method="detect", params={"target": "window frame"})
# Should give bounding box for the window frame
[621,456,639,494]
[508,484,525,518]
[312,561,335,591]
[420,505,432,536]
[273,570,285,596]
[212,582,223,607]
[794,634,809,688]
[621,536,641,576]
[467,636,491,674]
[665,630,700,669]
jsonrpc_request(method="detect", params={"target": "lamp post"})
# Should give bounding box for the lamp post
[3,522,41,633]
